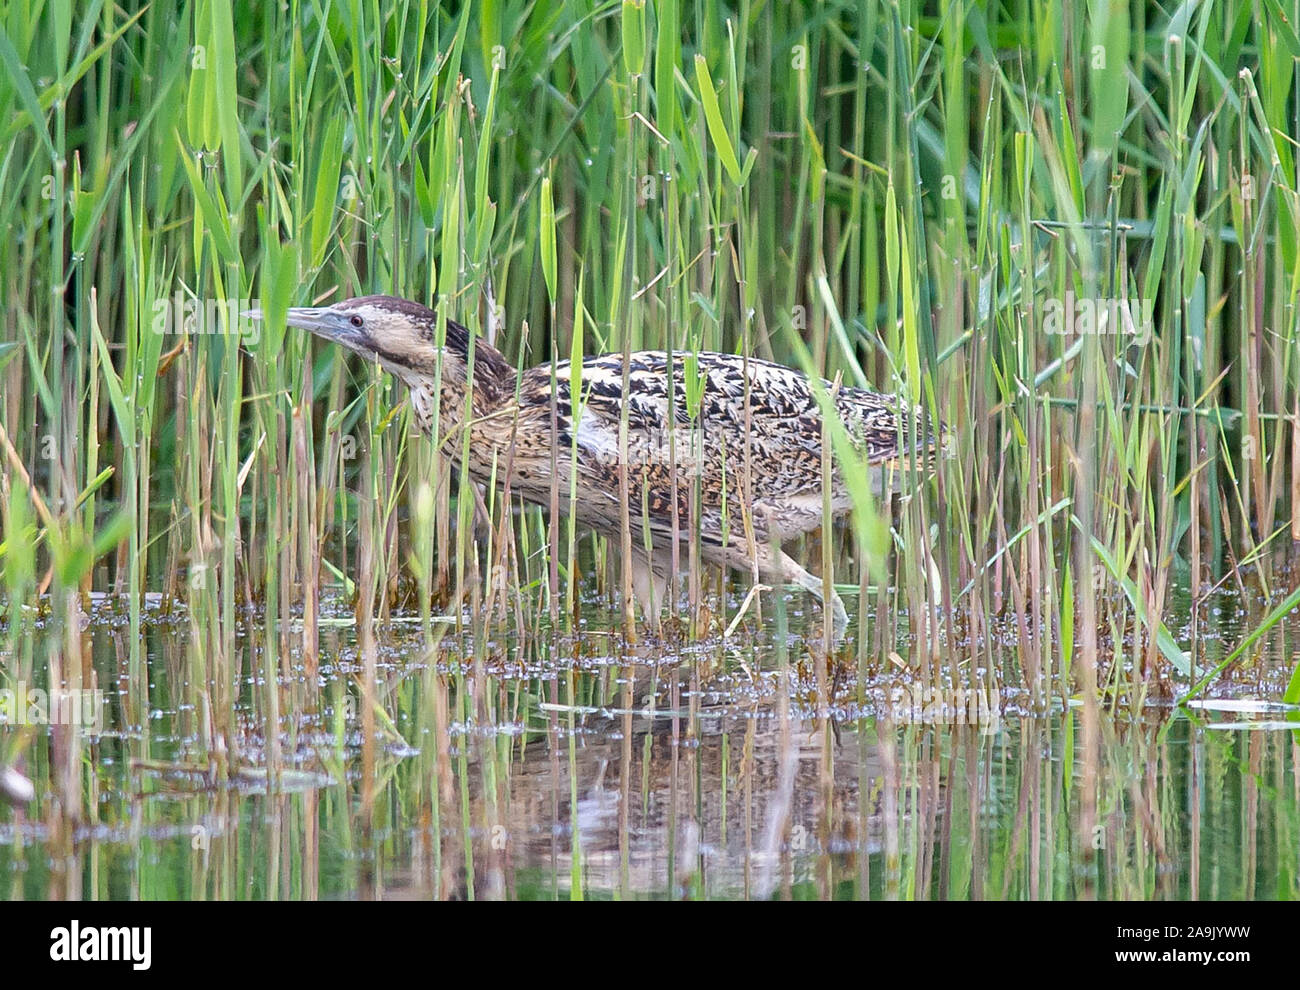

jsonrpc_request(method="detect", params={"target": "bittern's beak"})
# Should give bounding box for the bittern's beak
[242,306,372,355]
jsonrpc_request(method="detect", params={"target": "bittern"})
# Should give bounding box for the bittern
[248,295,937,633]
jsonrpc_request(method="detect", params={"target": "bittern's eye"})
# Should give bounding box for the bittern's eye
[349,314,364,328]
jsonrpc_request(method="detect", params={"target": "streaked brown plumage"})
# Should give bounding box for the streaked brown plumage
[248,294,937,632]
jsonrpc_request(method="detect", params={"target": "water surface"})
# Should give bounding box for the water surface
[1,582,1297,900]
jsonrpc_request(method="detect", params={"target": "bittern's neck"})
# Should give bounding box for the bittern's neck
[404,330,513,445]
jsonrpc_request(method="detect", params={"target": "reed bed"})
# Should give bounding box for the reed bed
[1,0,1298,791]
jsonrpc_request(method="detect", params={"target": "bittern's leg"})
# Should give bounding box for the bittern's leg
[780,552,848,636]
[716,541,847,636]
[628,547,671,631]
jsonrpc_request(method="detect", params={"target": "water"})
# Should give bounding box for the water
[0,583,1297,900]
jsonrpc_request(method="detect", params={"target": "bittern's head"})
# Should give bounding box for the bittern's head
[245,294,509,393]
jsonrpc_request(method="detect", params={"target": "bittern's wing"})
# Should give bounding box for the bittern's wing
[514,352,933,545]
